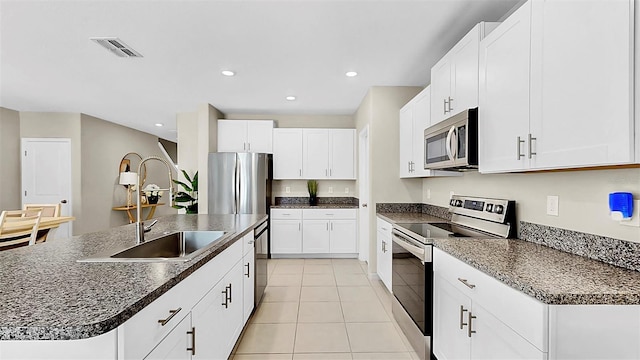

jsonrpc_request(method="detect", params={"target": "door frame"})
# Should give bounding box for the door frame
[358,125,370,263]
[21,138,73,238]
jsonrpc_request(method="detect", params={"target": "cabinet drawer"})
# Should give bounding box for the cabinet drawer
[120,239,243,359]
[270,209,303,219]
[303,208,356,220]
[434,248,548,352]
[376,218,392,234]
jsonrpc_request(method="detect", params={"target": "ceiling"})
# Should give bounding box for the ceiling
[0,0,520,141]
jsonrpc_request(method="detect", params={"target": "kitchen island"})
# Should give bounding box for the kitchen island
[0,214,267,359]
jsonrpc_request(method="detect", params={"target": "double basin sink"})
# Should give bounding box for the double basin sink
[79,230,228,262]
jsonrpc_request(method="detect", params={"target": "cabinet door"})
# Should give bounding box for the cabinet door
[433,274,472,360]
[329,219,357,254]
[329,129,355,179]
[478,1,531,173]
[217,120,248,152]
[529,0,633,169]
[242,251,255,324]
[302,219,330,253]
[431,57,452,124]
[411,88,431,177]
[246,121,274,153]
[450,24,481,117]
[303,129,329,179]
[470,303,545,360]
[376,229,392,292]
[270,220,302,254]
[144,315,191,360]
[273,128,303,179]
[191,261,243,360]
[399,105,414,178]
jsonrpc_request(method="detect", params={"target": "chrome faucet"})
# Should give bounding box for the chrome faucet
[136,156,174,244]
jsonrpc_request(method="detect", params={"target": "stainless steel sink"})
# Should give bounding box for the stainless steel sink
[79,231,228,262]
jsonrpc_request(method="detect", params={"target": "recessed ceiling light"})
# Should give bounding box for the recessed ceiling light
[155,123,164,127]
[286,96,296,101]
[221,70,235,76]
[345,71,358,77]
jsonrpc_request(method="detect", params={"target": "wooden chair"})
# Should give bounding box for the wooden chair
[0,209,43,250]
[23,203,61,217]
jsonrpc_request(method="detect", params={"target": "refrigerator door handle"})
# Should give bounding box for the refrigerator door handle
[234,155,240,214]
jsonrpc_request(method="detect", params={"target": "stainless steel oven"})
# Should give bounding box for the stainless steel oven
[424,108,478,170]
[391,195,516,360]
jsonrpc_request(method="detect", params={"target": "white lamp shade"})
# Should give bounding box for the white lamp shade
[119,172,138,186]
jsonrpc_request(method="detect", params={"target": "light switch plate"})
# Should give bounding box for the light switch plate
[328,186,333,194]
[285,186,291,194]
[345,187,349,194]
[546,195,559,216]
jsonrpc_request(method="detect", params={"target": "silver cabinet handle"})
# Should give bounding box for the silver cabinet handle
[187,327,196,355]
[362,203,368,208]
[245,262,251,277]
[298,222,301,231]
[457,278,476,289]
[517,136,525,160]
[325,169,328,176]
[444,98,449,114]
[382,240,386,253]
[448,96,454,112]
[528,133,537,159]
[227,284,232,303]
[158,308,182,326]
[460,305,468,330]
[330,168,332,176]
[243,142,246,151]
[331,222,333,231]
[326,223,329,231]
[222,288,229,308]
[299,169,302,177]
[468,312,477,338]
[248,142,251,151]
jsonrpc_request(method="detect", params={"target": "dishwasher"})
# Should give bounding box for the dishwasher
[254,219,268,305]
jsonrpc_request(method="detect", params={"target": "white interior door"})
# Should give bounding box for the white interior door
[358,126,370,263]
[21,138,72,239]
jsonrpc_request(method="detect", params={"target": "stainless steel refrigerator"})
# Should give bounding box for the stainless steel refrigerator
[208,152,272,305]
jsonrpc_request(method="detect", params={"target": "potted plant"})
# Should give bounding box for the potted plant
[143,184,163,204]
[307,179,318,206]
[172,170,198,214]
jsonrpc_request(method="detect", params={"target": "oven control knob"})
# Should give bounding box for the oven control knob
[455,200,463,207]
[494,205,504,214]
[486,204,493,212]
[450,199,456,206]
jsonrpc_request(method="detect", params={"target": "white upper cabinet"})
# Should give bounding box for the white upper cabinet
[431,22,499,124]
[399,86,462,178]
[478,0,532,173]
[217,120,274,153]
[273,128,303,179]
[302,129,355,180]
[479,0,634,173]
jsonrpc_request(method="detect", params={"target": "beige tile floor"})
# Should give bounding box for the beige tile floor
[231,258,420,360]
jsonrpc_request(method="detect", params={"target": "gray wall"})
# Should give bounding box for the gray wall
[0,107,21,211]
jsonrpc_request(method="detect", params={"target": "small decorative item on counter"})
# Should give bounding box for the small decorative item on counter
[173,170,198,214]
[143,184,163,204]
[307,179,318,206]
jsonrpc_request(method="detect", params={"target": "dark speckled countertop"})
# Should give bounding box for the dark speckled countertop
[377,212,640,305]
[0,214,267,341]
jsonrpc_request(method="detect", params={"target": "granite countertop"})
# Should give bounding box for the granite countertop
[376,212,640,305]
[271,204,358,209]
[0,214,267,341]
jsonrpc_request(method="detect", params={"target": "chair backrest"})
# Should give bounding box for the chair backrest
[23,203,61,217]
[0,209,43,249]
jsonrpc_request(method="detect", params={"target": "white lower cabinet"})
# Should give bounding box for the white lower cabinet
[376,217,392,292]
[242,232,256,324]
[271,208,357,257]
[434,247,640,360]
[144,315,192,360]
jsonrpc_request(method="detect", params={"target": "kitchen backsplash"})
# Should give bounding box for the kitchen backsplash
[375,203,451,220]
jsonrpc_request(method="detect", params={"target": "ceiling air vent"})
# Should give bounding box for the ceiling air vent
[90,37,143,58]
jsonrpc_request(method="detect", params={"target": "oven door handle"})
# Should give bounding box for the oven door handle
[392,231,426,262]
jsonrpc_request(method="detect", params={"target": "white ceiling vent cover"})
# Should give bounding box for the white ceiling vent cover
[90,37,143,58]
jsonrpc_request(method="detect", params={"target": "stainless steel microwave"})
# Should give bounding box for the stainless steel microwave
[424,108,478,170]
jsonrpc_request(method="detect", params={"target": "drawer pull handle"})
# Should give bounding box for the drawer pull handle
[457,278,476,289]
[187,327,196,355]
[468,312,477,338]
[226,284,233,303]
[459,305,468,330]
[245,262,251,277]
[222,287,229,308]
[158,307,182,326]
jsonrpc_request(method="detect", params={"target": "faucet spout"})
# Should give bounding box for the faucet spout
[135,156,174,244]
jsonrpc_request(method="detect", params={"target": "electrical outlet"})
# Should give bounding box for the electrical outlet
[546,195,559,216]
[285,186,291,194]
[345,187,349,194]
[449,191,455,199]
[328,186,333,194]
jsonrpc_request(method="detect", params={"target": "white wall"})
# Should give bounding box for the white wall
[422,168,640,243]
[0,107,21,211]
